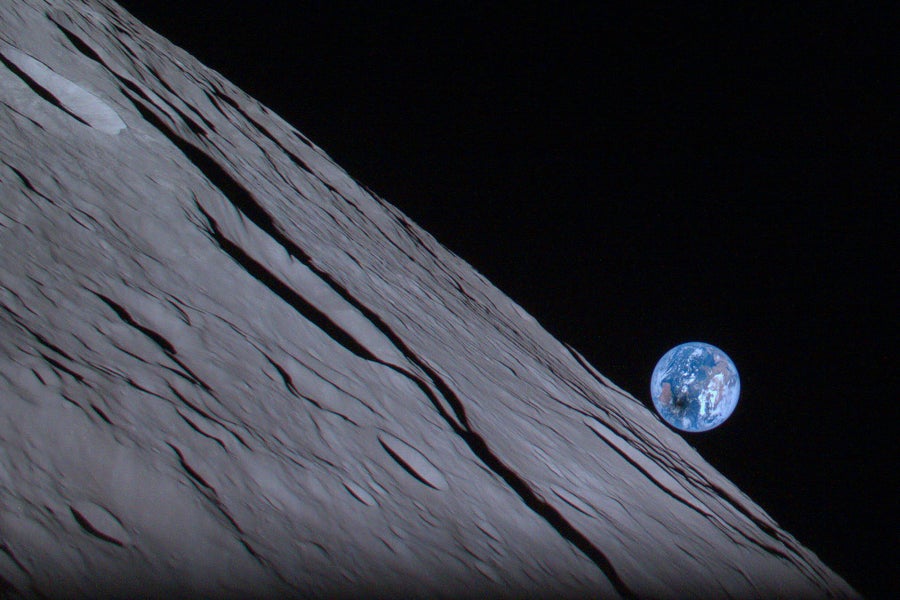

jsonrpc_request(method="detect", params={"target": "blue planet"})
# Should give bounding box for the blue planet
[650,342,740,432]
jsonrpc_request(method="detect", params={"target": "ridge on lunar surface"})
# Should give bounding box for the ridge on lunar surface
[0,1,859,598]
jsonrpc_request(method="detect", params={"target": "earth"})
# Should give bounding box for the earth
[650,342,740,432]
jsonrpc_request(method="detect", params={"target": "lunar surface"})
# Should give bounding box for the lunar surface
[0,1,858,598]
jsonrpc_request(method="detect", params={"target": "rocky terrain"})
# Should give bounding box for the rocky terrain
[0,1,859,597]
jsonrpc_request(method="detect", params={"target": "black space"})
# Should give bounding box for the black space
[114,2,895,597]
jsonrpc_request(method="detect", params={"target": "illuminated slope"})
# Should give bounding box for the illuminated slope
[0,1,858,598]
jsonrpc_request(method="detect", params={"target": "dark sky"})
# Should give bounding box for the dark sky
[116,2,894,596]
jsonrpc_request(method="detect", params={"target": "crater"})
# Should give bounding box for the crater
[0,45,125,134]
